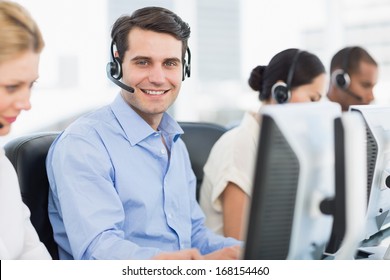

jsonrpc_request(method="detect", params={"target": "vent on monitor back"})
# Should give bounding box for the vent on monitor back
[351,109,378,203]
[365,125,378,202]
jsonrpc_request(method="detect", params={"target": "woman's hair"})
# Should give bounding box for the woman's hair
[0,1,44,63]
[111,6,191,62]
[248,48,325,101]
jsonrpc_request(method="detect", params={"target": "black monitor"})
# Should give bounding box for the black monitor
[243,102,367,259]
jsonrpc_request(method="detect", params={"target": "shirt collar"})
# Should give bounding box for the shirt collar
[110,93,183,146]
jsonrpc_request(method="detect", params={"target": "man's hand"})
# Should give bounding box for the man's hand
[152,248,203,260]
[203,245,241,260]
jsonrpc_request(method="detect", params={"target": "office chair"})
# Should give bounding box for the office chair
[4,132,60,259]
[179,122,227,200]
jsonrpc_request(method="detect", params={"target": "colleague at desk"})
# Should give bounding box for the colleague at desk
[326,46,378,111]
[199,48,327,240]
[0,0,50,259]
[46,6,240,260]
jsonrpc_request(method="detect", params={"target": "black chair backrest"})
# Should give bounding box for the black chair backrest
[179,122,227,200]
[4,132,60,259]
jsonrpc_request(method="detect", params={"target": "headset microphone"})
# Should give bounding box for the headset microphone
[106,63,135,93]
[344,88,363,101]
[332,47,363,102]
[106,40,191,93]
[106,40,135,93]
[331,69,363,102]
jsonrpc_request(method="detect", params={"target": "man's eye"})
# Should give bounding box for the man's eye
[136,60,148,66]
[165,61,178,67]
[5,85,19,93]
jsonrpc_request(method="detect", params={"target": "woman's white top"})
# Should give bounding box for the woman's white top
[0,148,51,259]
[199,112,260,235]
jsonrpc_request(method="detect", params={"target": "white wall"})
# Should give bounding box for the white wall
[2,0,390,145]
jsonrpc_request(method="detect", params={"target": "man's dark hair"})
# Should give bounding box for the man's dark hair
[330,46,377,74]
[111,6,191,62]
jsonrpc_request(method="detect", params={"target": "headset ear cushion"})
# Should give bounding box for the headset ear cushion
[271,81,290,104]
[185,63,191,78]
[107,61,117,76]
[332,69,350,89]
[182,60,191,81]
[182,47,191,81]
[110,57,122,80]
[182,61,187,81]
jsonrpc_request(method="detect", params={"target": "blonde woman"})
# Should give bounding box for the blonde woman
[0,0,50,259]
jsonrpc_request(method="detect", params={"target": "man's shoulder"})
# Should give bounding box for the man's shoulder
[66,106,112,131]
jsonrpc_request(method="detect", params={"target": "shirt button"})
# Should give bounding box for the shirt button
[161,148,166,154]
[168,213,172,219]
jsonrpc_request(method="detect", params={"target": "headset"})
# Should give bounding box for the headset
[331,47,362,101]
[106,40,192,94]
[106,40,134,93]
[271,50,302,104]
[182,47,191,81]
[331,47,355,90]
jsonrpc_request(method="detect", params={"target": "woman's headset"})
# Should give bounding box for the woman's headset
[271,50,303,104]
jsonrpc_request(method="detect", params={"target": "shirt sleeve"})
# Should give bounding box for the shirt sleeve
[204,130,254,214]
[48,132,162,259]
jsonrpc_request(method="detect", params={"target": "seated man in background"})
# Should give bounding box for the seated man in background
[46,6,240,260]
[326,46,378,111]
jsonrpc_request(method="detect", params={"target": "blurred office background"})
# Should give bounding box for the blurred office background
[2,0,390,145]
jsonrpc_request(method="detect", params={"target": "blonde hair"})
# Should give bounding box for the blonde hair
[0,1,44,63]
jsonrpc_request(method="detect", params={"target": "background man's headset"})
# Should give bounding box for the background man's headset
[106,40,191,94]
[271,50,302,104]
[331,47,363,101]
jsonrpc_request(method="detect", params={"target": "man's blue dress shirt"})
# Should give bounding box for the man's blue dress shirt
[46,93,239,259]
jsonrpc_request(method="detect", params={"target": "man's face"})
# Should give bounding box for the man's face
[349,61,378,103]
[339,61,378,111]
[120,27,183,127]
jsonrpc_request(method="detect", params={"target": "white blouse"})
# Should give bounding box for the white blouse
[0,148,51,259]
[199,112,260,235]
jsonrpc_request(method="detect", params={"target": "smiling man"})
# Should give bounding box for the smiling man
[46,6,240,260]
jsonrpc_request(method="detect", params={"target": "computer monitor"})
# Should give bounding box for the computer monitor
[324,112,367,259]
[350,105,390,240]
[243,102,367,259]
